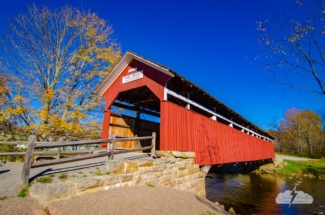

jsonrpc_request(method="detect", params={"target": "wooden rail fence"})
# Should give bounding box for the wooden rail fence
[0,132,156,187]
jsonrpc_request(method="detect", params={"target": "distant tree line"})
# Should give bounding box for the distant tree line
[268,108,325,158]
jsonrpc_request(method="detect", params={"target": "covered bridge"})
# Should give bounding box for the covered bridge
[95,51,274,166]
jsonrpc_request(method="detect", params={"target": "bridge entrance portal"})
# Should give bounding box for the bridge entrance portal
[107,86,160,150]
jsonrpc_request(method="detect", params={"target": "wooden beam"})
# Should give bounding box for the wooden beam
[0,141,28,145]
[112,102,160,117]
[35,139,112,149]
[56,138,62,160]
[109,135,116,160]
[21,136,35,187]
[151,132,156,158]
[114,136,153,143]
[31,151,112,168]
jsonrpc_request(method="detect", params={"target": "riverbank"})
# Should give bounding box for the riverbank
[256,155,325,179]
[276,158,325,178]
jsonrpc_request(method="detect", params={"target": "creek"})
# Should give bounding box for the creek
[206,173,325,215]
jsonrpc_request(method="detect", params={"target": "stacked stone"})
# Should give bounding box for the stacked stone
[29,151,206,204]
[105,151,206,197]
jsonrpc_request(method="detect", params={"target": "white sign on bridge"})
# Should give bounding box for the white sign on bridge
[122,71,143,84]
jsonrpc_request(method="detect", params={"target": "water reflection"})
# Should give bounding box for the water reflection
[206,173,325,215]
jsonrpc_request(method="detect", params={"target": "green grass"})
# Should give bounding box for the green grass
[36,177,53,184]
[18,188,29,198]
[277,158,325,175]
[147,183,155,188]
[95,171,110,176]
[201,212,216,215]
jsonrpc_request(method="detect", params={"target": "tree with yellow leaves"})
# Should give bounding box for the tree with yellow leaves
[0,4,121,141]
[276,108,324,156]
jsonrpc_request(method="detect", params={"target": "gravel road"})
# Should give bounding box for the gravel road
[278,154,318,161]
[0,186,230,215]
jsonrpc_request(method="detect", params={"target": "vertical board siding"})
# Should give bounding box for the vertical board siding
[105,114,159,148]
[100,109,111,147]
[160,101,274,166]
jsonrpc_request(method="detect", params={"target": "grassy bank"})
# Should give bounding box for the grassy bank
[276,158,325,176]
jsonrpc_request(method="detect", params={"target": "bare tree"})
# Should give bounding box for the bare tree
[256,0,325,95]
[0,4,121,140]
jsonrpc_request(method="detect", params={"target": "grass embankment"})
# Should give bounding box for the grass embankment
[277,158,325,176]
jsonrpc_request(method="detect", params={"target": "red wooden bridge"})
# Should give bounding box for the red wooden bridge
[95,51,274,166]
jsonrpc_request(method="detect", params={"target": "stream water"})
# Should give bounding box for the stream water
[206,173,325,215]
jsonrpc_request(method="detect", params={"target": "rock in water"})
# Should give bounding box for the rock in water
[273,154,283,168]
[228,207,236,215]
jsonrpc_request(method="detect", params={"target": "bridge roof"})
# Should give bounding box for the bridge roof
[96,51,274,140]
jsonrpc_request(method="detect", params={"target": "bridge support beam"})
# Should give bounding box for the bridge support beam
[200,165,212,175]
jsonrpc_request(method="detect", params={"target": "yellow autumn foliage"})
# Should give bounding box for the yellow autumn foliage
[0,5,120,141]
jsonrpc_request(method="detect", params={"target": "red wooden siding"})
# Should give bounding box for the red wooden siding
[102,59,171,108]
[101,59,171,140]
[160,101,274,166]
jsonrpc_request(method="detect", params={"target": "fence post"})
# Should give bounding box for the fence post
[109,135,116,160]
[135,134,142,153]
[56,138,62,160]
[21,135,36,187]
[151,132,156,158]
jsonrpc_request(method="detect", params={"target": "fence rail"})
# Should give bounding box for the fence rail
[0,132,156,187]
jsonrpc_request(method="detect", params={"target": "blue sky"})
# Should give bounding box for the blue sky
[0,0,323,129]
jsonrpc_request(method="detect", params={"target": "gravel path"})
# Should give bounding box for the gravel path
[0,197,46,215]
[278,154,318,161]
[0,186,229,215]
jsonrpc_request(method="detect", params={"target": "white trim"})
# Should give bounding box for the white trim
[128,67,137,73]
[166,89,273,142]
[164,85,168,100]
[95,54,132,96]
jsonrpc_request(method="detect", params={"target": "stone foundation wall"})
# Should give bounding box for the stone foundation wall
[29,151,206,205]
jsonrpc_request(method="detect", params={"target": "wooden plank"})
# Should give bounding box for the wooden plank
[151,132,156,158]
[56,138,62,160]
[0,152,26,156]
[0,149,107,157]
[0,142,28,145]
[114,136,153,143]
[31,145,151,168]
[21,136,36,187]
[112,102,160,117]
[114,146,153,154]
[110,123,130,129]
[109,135,116,160]
[35,139,112,149]
[31,151,112,168]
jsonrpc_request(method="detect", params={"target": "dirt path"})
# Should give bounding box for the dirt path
[277,154,318,161]
[0,186,229,215]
